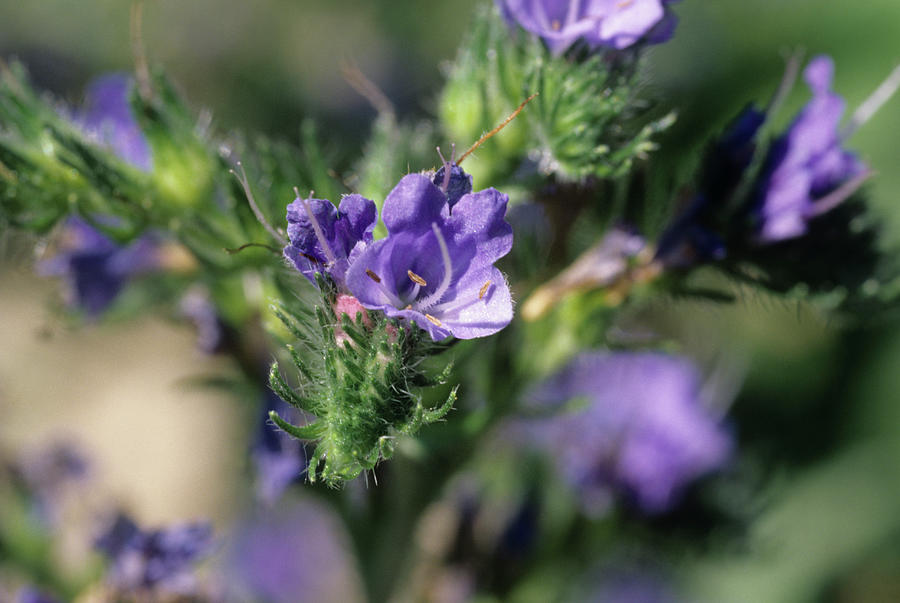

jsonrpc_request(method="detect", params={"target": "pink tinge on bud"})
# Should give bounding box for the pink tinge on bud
[334,294,372,328]
[333,294,372,346]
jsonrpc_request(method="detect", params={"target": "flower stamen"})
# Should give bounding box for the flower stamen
[425,313,442,327]
[479,280,491,300]
[365,269,381,283]
[407,270,427,287]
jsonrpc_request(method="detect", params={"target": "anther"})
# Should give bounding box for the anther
[425,313,443,327]
[407,270,428,287]
[365,269,382,283]
[478,280,491,300]
[616,0,634,9]
[551,19,561,31]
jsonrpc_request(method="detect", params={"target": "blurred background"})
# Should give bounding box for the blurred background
[2,1,900,601]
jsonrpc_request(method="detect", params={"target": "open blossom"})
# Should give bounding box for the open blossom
[345,174,513,341]
[283,194,377,288]
[756,55,866,242]
[498,0,678,55]
[526,352,732,514]
[75,75,152,172]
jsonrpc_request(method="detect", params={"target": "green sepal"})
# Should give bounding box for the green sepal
[268,410,323,440]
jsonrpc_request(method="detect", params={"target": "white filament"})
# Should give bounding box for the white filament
[414,223,453,311]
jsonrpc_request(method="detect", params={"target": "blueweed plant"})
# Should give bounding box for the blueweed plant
[1,0,900,601]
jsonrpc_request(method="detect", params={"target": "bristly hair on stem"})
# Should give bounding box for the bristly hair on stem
[267,281,458,487]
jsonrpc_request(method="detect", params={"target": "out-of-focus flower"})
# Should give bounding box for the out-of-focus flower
[179,287,227,353]
[656,55,870,267]
[39,218,160,317]
[221,498,365,603]
[578,564,680,603]
[655,107,765,266]
[756,55,867,242]
[346,174,513,341]
[95,513,213,597]
[526,352,732,515]
[74,74,152,172]
[497,0,678,55]
[283,194,377,289]
[12,441,89,526]
[16,587,61,603]
[253,391,306,505]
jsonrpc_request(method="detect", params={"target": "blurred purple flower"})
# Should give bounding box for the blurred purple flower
[13,441,89,526]
[179,287,227,353]
[527,352,732,515]
[221,498,364,603]
[497,0,678,55]
[757,55,867,242]
[39,217,160,317]
[655,107,766,265]
[16,588,60,603]
[284,194,377,289]
[95,513,213,596]
[75,74,152,172]
[582,565,680,603]
[345,174,513,341]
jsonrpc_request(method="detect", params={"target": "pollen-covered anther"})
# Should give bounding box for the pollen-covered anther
[407,270,428,287]
[365,269,382,283]
[425,313,443,327]
[478,280,491,300]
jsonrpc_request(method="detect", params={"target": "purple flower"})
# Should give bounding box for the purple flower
[498,0,678,55]
[16,588,60,603]
[581,565,679,603]
[757,55,867,242]
[179,288,227,353]
[13,442,89,526]
[345,174,513,341]
[284,194,377,289]
[527,352,732,515]
[95,513,214,596]
[221,498,364,603]
[39,217,160,317]
[75,75,152,172]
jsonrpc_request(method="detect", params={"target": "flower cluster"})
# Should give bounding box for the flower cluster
[284,169,514,341]
[498,0,678,55]
[95,513,213,597]
[525,352,732,514]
